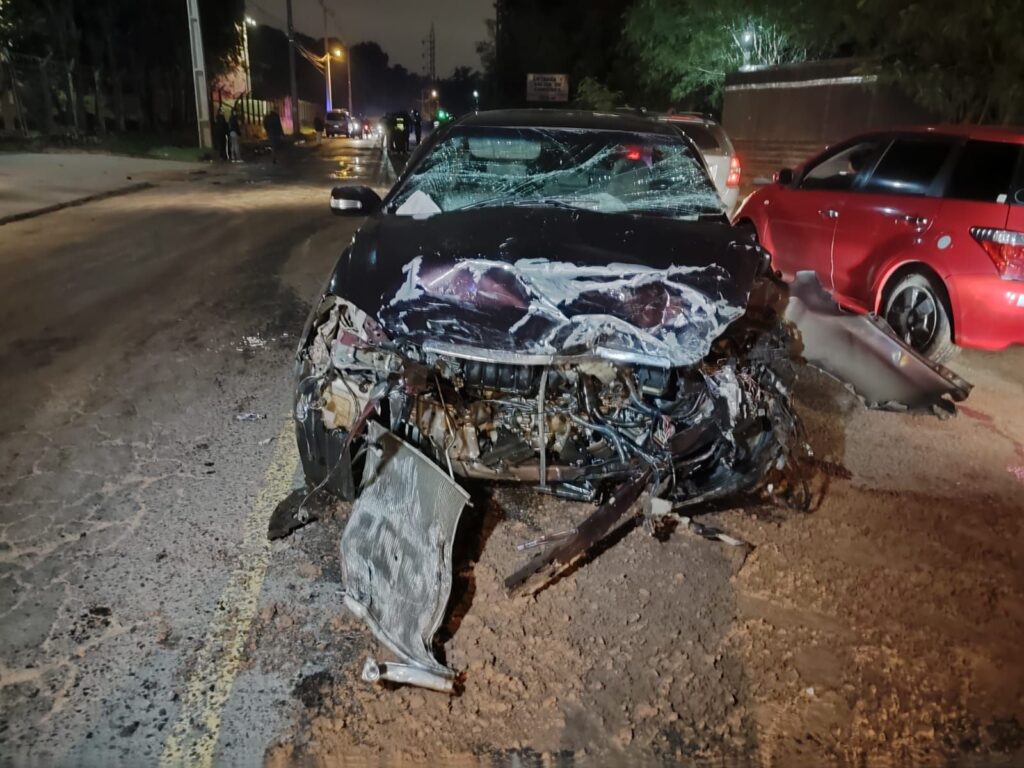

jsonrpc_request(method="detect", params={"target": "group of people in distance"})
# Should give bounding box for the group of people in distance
[212,107,284,164]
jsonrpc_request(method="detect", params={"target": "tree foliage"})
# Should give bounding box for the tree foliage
[477,0,649,108]
[623,0,833,109]
[623,0,1024,123]
[2,0,244,135]
[574,77,623,110]
[844,0,1024,124]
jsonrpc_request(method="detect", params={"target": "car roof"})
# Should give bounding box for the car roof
[454,108,682,138]
[842,124,1024,145]
[653,112,720,127]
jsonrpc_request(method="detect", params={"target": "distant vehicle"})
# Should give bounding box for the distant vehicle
[656,112,741,214]
[348,116,366,138]
[733,126,1024,360]
[325,110,351,138]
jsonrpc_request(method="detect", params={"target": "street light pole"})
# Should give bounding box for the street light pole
[184,0,212,148]
[346,48,353,115]
[286,0,300,135]
[322,2,333,112]
[241,17,256,94]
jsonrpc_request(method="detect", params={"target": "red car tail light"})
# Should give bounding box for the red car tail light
[726,155,741,188]
[970,227,1024,280]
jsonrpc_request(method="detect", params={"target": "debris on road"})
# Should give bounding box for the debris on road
[235,412,267,422]
[341,422,470,693]
[240,334,268,350]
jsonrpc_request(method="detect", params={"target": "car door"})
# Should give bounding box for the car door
[829,136,956,310]
[765,137,889,281]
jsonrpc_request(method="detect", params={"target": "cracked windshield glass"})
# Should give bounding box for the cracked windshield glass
[391,127,725,219]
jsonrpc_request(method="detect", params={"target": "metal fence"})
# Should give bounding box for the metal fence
[1,51,322,140]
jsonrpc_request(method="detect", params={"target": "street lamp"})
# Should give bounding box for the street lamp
[472,89,480,111]
[739,28,754,70]
[431,89,438,99]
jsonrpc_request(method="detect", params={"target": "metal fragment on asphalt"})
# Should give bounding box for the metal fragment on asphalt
[341,421,469,692]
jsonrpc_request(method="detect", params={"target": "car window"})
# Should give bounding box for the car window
[946,140,1022,203]
[862,138,953,197]
[670,124,721,152]
[800,140,886,191]
[389,126,724,220]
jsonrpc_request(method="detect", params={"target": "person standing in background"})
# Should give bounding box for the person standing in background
[214,112,228,160]
[227,110,242,162]
[264,109,284,164]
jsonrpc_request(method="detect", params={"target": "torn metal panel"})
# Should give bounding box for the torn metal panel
[361,657,454,694]
[327,207,766,361]
[383,256,751,368]
[783,272,972,410]
[505,470,651,595]
[340,421,470,691]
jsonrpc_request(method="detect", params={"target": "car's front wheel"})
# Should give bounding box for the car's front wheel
[883,271,956,362]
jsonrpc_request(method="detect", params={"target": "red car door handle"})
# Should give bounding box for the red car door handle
[901,214,929,228]
[819,208,839,220]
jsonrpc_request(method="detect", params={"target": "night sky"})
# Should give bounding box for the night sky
[245,0,493,76]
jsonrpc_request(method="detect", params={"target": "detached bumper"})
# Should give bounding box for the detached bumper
[947,274,1024,351]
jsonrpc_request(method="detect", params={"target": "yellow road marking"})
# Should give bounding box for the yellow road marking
[159,423,297,768]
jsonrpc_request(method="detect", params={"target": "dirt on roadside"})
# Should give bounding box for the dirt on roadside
[267,352,1024,767]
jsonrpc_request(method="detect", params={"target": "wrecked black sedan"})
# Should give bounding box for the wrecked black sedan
[289,110,969,692]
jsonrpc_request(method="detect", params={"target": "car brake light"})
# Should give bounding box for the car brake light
[970,227,1024,280]
[726,155,741,188]
[625,146,643,161]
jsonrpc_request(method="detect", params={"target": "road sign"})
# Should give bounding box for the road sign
[526,73,569,103]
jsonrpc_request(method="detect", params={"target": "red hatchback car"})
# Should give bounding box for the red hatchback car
[734,126,1024,360]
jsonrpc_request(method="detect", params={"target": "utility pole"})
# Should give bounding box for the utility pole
[286,0,300,135]
[428,23,436,82]
[346,46,353,115]
[421,23,436,119]
[241,17,256,94]
[184,0,212,148]
[321,1,333,112]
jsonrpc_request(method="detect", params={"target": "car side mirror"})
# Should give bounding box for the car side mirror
[774,168,794,186]
[330,186,382,216]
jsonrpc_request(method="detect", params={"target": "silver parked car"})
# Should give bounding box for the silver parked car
[324,109,351,137]
[657,112,741,214]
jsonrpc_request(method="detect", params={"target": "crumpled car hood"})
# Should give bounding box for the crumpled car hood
[330,208,763,367]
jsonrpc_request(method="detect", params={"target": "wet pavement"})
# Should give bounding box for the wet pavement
[0,138,384,765]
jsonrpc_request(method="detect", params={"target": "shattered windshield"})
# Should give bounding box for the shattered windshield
[389,126,725,219]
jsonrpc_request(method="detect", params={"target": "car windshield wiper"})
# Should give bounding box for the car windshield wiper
[459,197,585,212]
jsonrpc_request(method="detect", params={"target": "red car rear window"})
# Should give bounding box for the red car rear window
[946,140,1022,204]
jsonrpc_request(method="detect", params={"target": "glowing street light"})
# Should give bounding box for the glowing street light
[739,27,755,70]
[472,89,480,111]
[333,48,343,58]
[431,89,438,99]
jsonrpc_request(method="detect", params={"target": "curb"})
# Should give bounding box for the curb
[0,182,155,227]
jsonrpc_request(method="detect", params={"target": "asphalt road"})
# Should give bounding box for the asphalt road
[0,138,385,765]
[2,137,1022,766]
